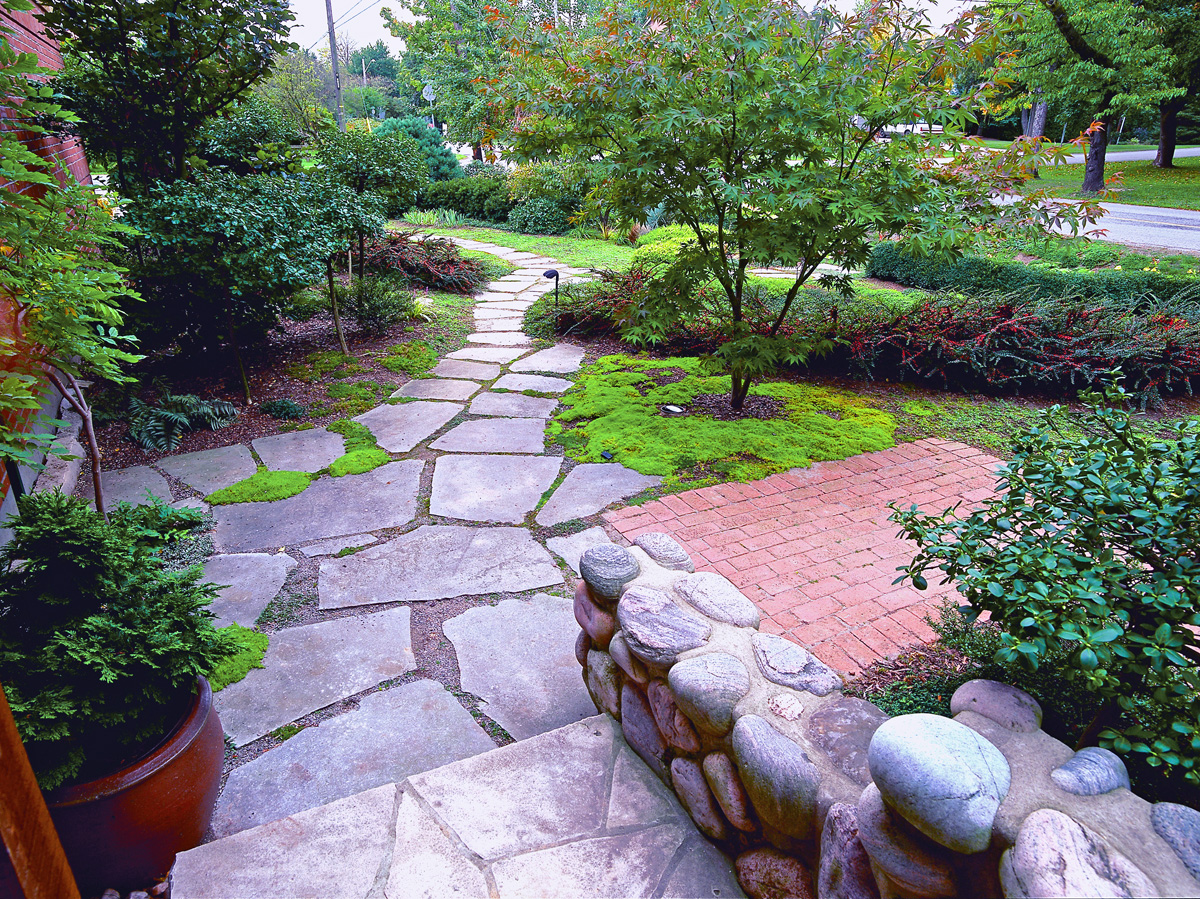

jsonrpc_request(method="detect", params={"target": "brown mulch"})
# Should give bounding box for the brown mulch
[687,392,785,421]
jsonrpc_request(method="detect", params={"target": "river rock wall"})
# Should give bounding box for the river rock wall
[573,533,1200,899]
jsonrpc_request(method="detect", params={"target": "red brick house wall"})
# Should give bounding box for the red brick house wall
[0,5,89,508]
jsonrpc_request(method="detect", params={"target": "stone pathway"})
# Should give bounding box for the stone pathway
[88,243,734,895]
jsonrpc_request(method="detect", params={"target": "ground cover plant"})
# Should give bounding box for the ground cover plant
[363,230,489,293]
[892,384,1200,787]
[206,468,312,505]
[551,355,896,486]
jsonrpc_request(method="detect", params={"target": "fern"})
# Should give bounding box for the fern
[127,383,239,451]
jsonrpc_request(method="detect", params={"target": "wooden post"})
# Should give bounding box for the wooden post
[0,685,79,899]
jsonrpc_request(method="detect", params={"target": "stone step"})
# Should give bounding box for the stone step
[171,716,745,899]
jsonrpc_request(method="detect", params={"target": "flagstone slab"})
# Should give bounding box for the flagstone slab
[214,607,416,746]
[392,378,479,401]
[211,680,494,838]
[202,552,297,628]
[474,317,526,332]
[545,527,611,574]
[160,444,258,496]
[80,465,169,508]
[431,359,501,380]
[493,373,574,394]
[474,306,525,320]
[467,332,532,346]
[447,346,529,364]
[298,533,377,557]
[252,428,344,474]
[213,461,422,552]
[430,454,561,524]
[384,792,491,899]
[484,282,527,293]
[172,783,399,899]
[510,345,585,375]
[537,463,662,527]
[444,594,595,740]
[318,525,563,608]
[469,392,559,419]
[430,418,546,454]
[479,301,534,312]
[354,402,461,453]
[478,291,522,302]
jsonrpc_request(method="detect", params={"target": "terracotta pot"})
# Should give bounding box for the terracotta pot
[45,676,224,895]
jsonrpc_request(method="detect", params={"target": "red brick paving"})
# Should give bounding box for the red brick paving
[604,439,1003,675]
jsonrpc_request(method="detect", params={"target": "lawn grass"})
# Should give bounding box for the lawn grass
[1029,156,1200,210]
[401,223,637,271]
[977,138,1197,154]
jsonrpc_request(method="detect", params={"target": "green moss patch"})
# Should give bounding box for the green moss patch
[208,624,269,692]
[327,418,390,477]
[207,468,313,504]
[284,350,369,382]
[552,355,896,487]
[379,340,437,375]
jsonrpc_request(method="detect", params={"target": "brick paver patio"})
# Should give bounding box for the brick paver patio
[603,439,1004,675]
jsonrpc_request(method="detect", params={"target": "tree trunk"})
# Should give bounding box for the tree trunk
[226,304,252,405]
[44,371,106,518]
[472,143,483,161]
[1075,697,1122,751]
[1156,101,1183,168]
[1082,116,1111,194]
[328,258,349,354]
[358,230,366,282]
[1025,97,1049,178]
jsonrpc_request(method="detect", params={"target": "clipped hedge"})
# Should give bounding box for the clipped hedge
[866,241,1199,304]
[417,175,514,223]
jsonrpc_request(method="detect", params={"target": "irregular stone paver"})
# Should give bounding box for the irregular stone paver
[537,463,662,526]
[431,359,501,380]
[478,291,523,302]
[510,345,585,374]
[448,346,529,363]
[160,445,258,496]
[431,418,546,454]
[474,318,525,332]
[430,454,561,523]
[385,793,490,899]
[479,301,533,312]
[211,680,495,837]
[604,439,1002,674]
[354,402,461,453]
[202,552,297,628]
[481,281,526,293]
[493,373,573,394]
[444,594,595,740]
[213,461,422,553]
[214,607,415,746]
[298,533,377,557]
[172,783,399,899]
[474,306,525,320]
[318,525,563,609]
[81,465,169,507]
[467,332,531,346]
[546,527,611,574]
[252,428,344,474]
[392,379,479,401]
[469,392,558,419]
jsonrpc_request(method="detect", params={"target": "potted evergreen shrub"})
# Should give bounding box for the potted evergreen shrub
[0,490,233,894]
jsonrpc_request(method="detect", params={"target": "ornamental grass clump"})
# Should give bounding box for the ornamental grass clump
[892,384,1200,783]
[0,491,231,790]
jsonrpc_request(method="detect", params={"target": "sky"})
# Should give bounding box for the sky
[287,0,973,59]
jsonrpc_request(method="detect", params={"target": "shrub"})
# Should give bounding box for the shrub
[418,176,513,223]
[509,197,573,235]
[333,277,416,335]
[127,386,238,452]
[892,384,1200,783]
[362,230,488,293]
[195,95,301,174]
[374,117,462,182]
[523,266,657,340]
[260,398,306,420]
[0,491,229,789]
[463,160,508,178]
[866,241,1199,305]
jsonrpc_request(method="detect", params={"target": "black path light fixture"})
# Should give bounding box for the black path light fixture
[544,269,560,308]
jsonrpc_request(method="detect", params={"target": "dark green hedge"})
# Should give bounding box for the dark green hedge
[866,242,1199,304]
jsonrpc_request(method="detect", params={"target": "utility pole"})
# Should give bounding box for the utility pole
[325,0,345,132]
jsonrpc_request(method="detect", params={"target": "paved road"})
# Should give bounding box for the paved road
[1078,203,1200,255]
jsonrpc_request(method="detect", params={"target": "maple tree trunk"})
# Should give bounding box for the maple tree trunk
[1082,116,1111,194]
[1155,102,1181,169]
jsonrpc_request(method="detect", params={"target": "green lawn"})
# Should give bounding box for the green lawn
[977,138,1197,155]
[1028,156,1200,211]
[395,222,636,271]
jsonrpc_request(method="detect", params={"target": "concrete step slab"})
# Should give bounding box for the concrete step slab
[510,345,585,375]
[447,346,530,364]
[545,527,611,574]
[493,373,573,394]
[79,465,169,508]
[467,332,532,346]
[431,359,502,380]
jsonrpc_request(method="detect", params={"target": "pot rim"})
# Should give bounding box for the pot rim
[45,675,214,808]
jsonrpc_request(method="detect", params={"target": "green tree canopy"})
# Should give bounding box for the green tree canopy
[350,39,400,84]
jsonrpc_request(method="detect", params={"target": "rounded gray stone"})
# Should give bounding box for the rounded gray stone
[1000,808,1156,898]
[608,631,649,685]
[751,632,842,696]
[1051,747,1131,796]
[617,584,712,667]
[806,696,889,786]
[668,653,751,736]
[950,679,1042,733]
[585,649,622,719]
[621,682,669,779]
[868,713,1010,854]
[579,544,640,600]
[670,758,728,841]
[856,783,956,898]
[673,572,760,628]
[647,679,701,753]
[1152,802,1200,881]
[702,752,756,833]
[633,533,695,572]
[818,803,879,899]
[731,714,821,840]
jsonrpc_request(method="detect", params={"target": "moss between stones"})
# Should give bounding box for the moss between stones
[551,354,896,487]
[207,468,313,504]
[208,623,269,692]
[327,418,390,477]
[378,340,437,375]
